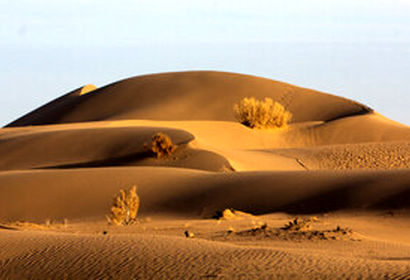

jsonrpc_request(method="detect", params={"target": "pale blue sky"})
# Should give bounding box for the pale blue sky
[1,0,409,125]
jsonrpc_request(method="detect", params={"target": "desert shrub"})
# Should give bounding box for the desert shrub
[151,132,176,158]
[108,186,140,225]
[282,217,315,231]
[233,97,292,129]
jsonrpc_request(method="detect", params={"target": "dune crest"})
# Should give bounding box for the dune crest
[6,84,97,127]
[78,84,97,96]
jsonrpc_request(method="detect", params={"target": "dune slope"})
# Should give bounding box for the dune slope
[0,168,409,222]
[5,71,372,127]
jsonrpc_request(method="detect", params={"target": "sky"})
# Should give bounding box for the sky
[1,0,409,125]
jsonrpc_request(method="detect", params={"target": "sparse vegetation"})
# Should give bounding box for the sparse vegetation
[333,225,353,235]
[151,132,176,158]
[223,217,358,241]
[233,97,292,129]
[282,217,313,232]
[107,185,140,225]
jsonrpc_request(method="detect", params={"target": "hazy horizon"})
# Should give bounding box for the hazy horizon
[1,0,409,125]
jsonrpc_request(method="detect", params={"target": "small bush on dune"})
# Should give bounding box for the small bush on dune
[108,186,140,225]
[233,97,292,129]
[151,132,176,158]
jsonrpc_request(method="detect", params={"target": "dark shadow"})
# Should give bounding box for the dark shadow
[324,108,373,123]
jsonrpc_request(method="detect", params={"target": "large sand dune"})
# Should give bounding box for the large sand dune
[1,71,409,279]
[6,71,372,127]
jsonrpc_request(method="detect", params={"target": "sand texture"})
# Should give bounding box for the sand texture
[1,71,409,279]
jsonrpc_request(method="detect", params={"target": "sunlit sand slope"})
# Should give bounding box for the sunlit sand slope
[0,168,409,222]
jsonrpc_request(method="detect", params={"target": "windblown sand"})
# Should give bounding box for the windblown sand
[0,71,409,279]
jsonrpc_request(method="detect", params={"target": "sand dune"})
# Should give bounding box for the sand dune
[0,124,232,172]
[1,115,409,172]
[0,167,409,222]
[5,71,372,127]
[1,71,410,279]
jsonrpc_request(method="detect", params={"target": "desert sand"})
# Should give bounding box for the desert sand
[0,71,409,279]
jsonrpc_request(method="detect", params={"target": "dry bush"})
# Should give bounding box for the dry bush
[151,132,176,158]
[108,186,140,225]
[282,217,313,232]
[233,97,292,129]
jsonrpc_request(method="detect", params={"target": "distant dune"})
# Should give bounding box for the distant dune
[6,71,372,127]
[1,71,409,279]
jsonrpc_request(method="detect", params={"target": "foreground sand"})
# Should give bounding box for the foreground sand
[1,71,409,279]
[1,212,410,279]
